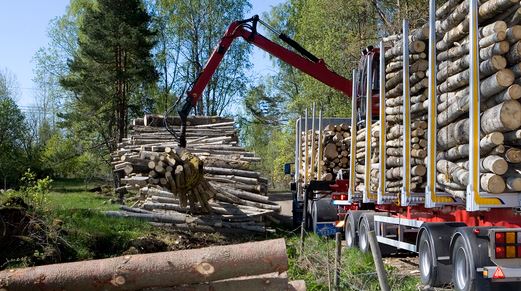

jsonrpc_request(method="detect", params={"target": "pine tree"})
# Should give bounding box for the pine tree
[61,0,158,151]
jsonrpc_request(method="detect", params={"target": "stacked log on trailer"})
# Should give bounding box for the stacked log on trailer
[321,123,351,180]
[434,0,521,199]
[383,27,429,196]
[300,122,351,182]
[110,115,279,233]
[354,122,381,193]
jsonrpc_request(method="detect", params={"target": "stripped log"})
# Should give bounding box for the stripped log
[0,239,288,291]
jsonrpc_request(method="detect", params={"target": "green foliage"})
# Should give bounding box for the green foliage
[61,0,158,151]
[151,0,252,116]
[0,96,29,188]
[40,132,108,179]
[18,169,53,211]
[239,82,295,188]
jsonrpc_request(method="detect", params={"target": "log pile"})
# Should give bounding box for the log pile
[435,0,521,198]
[301,123,351,182]
[383,27,429,195]
[110,115,278,233]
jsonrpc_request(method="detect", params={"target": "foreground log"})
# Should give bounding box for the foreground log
[168,273,304,291]
[0,239,288,291]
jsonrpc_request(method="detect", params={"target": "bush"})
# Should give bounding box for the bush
[18,169,53,211]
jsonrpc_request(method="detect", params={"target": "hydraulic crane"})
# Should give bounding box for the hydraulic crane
[172,15,356,147]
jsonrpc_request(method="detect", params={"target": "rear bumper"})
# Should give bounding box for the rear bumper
[482,266,521,282]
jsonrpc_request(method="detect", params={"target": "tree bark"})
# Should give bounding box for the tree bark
[0,239,288,291]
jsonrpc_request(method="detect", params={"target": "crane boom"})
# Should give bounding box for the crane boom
[175,15,352,147]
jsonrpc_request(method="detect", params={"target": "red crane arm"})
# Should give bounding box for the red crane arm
[176,16,352,147]
[185,20,352,106]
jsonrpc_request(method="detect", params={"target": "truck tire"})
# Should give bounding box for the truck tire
[419,230,453,287]
[358,213,396,255]
[344,210,368,249]
[418,223,465,287]
[358,216,371,253]
[452,235,491,291]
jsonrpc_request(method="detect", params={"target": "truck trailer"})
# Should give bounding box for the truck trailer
[292,0,521,289]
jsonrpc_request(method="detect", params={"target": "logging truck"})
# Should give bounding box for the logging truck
[168,4,521,290]
[292,0,521,289]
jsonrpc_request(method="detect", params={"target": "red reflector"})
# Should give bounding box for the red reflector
[496,232,506,244]
[492,267,505,279]
[473,228,480,234]
[496,246,506,259]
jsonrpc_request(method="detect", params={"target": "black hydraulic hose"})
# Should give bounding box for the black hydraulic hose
[278,33,319,63]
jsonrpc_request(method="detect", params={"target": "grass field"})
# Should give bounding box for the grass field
[27,179,154,261]
[285,234,421,291]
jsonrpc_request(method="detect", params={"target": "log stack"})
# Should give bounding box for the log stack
[355,122,381,193]
[383,27,429,195]
[435,0,521,198]
[321,123,351,180]
[110,115,278,233]
[300,123,351,182]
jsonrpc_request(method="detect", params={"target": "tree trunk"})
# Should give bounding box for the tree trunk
[0,239,288,291]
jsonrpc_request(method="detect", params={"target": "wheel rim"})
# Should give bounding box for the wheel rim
[454,246,470,290]
[345,220,353,247]
[359,222,368,252]
[419,239,432,282]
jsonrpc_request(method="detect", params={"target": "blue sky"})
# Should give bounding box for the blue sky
[0,0,283,107]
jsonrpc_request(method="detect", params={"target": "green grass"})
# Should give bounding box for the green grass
[47,179,117,211]
[42,179,153,260]
[285,234,420,291]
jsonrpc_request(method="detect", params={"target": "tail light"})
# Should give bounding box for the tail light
[493,231,521,259]
[495,232,505,244]
[495,246,506,258]
[331,193,348,200]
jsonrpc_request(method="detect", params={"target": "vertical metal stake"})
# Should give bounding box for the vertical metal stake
[378,40,387,203]
[467,0,481,211]
[304,109,309,185]
[317,109,323,180]
[349,70,358,201]
[311,103,316,180]
[401,19,411,206]
[426,0,439,207]
[364,54,374,202]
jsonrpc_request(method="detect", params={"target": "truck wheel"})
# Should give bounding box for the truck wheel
[358,216,371,253]
[344,211,364,249]
[358,213,395,255]
[419,231,435,286]
[345,217,357,248]
[419,230,452,287]
[452,236,490,291]
[418,223,465,287]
